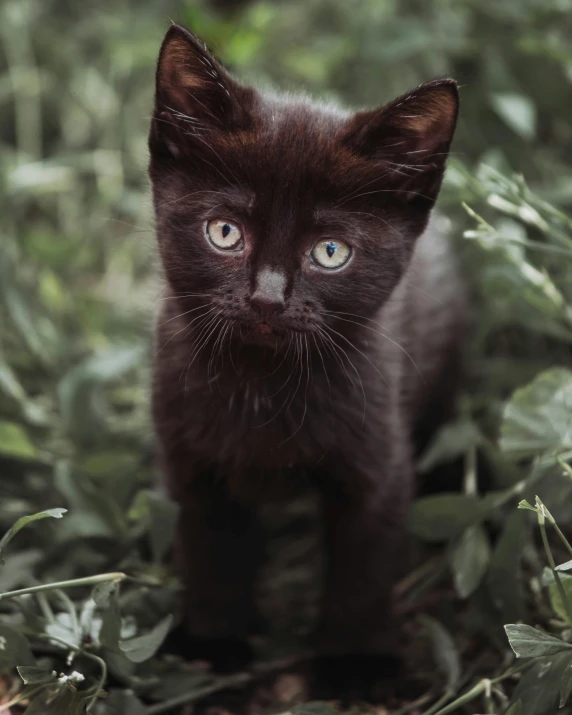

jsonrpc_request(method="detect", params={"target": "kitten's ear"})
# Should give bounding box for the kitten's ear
[151,24,252,152]
[342,79,459,204]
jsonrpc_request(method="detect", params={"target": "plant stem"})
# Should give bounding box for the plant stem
[464,445,478,496]
[36,591,55,623]
[56,588,81,638]
[84,651,108,711]
[146,673,252,714]
[0,572,126,601]
[427,663,529,715]
[421,690,456,715]
[429,680,488,715]
[537,498,572,623]
[553,521,572,559]
[36,633,107,711]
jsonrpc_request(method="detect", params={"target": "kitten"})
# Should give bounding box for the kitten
[149,24,465,701]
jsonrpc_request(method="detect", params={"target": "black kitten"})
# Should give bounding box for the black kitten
[149,24,465,701]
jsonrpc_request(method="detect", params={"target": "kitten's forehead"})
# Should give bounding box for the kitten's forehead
[225,94,362,201]
[259,92,351,132]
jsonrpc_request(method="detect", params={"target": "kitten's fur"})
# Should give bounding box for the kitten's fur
[149,24,465,700]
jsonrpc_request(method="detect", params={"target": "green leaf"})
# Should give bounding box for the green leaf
[106,689,147,715]
[0,421,37,459]
[544,569,572,624]
[148,491,180,564]
[0,358,26,404]
[98,583,121,651]
[420,615,461,691]
[24,686,89,715]
[17,666,58,685]
[510,652,572,715]
[55,462,116,538]
[58,345,144,443]
[490,92,537,140]
[408,494,486,542]
[500,369,572,457]
[450,524,491,599]
[0,508,67,561]
[418,420,480,473]
[488,511,527,622]
[120,614,173,663]
[0,549,43,593]
[504,624,572,658]
[92,580,118,607]
[0,623,36,670]
[517,499,537,512]
[505,702,522,715]
[561,661,572,707]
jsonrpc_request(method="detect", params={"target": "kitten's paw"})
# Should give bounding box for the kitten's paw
[310,653,401,705]
[162,625,254,673]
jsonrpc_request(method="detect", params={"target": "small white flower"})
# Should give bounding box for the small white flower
[58,671,85,685]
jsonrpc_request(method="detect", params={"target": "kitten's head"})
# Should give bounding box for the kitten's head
[149,24,458,349]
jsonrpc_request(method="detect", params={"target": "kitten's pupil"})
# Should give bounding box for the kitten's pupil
[222,224,231,239]
[326,241,337,258]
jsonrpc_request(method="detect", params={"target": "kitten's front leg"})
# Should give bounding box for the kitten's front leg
[313,456,413,702]
[165,470,263,672]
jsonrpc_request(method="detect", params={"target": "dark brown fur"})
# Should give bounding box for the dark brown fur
[149,24,465,700]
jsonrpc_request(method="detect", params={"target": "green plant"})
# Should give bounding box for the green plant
[2,0,572,713]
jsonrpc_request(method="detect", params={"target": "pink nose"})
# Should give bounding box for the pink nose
[250,292,284,321]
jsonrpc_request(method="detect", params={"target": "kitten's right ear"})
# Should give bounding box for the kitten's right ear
[151,24,252,152]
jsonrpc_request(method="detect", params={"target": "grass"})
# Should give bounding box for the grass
[1,0,572,713]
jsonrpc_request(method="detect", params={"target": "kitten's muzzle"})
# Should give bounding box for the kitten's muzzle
[249,291,285,322]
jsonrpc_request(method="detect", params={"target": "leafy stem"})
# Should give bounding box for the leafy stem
[0,572,127,601]
[429,664,529,715]
[536,497,572,623]
[36,633,107,711]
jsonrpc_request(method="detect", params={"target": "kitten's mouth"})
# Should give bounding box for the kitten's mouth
[238,321,287,347]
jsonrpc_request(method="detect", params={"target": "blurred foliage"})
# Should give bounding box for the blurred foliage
[1,0,572,713]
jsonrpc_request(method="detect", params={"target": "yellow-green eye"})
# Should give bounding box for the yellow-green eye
[205,219,243,251]
[311,239,351,270]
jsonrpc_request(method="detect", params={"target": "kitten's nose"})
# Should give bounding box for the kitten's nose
[250,268,287,321]
[250,292,284,321]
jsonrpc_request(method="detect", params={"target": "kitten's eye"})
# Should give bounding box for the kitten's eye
[311,239,351,270]
[205,220,243,251]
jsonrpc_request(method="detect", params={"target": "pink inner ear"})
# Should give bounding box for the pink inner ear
[392,86,458,152]
[160,37,213,94]
[158,38,216,99]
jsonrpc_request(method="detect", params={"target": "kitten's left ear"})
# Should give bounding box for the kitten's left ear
[150,24,253,154]
[342,79,459,205]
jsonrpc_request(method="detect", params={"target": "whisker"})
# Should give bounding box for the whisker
[312,333,330,394]
[282,334,312,444]
[323,322,388,387]
[316,326,354,389]
[182,315,222,389]
[323,311,424,381]
[158,302,211,327]
[318,326,367,426]
[155,307,215,355]
[341,210,406,239]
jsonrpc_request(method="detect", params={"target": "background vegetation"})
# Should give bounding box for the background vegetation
[1,0,572,712]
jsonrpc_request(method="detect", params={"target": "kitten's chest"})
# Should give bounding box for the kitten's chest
[181,370,359,469]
